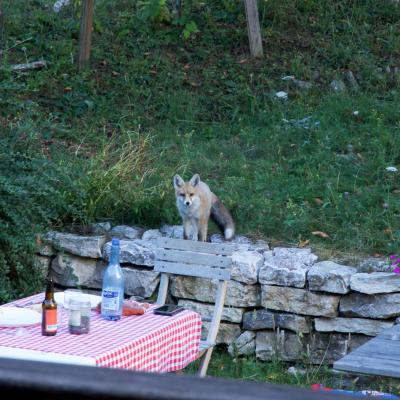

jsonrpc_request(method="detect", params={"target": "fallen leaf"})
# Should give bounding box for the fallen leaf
[238,58,248,64]
[183,63,191,70]
[112,71,119,76]
[298,239,310,248]
[384,228,392,235]
[314,198,323,206]
[64,87,72,92]
[311,231,329,238]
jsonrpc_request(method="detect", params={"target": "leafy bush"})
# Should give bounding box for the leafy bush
[0,136,82,303]
[0,127,170,303]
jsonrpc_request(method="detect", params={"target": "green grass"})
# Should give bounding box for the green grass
[1,0,400,255]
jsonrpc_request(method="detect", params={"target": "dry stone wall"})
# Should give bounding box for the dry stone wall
[37,224,400,365]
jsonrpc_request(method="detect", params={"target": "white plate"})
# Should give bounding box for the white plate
[0,307,41,327]
[54,292,101,309]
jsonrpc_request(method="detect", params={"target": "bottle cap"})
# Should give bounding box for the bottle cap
[112,238,120,246]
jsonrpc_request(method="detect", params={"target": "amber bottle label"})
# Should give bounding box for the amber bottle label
[44,309,58,332]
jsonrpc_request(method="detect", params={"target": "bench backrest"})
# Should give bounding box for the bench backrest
[154,238,235,281]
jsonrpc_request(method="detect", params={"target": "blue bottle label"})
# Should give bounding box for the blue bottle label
[102,289,120,312]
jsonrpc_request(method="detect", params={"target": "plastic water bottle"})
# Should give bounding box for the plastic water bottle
[101,238,124,321]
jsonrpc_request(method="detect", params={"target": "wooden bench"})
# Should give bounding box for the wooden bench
[154,237,236,377]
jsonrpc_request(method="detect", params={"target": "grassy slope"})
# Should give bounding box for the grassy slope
[1,0,399,255]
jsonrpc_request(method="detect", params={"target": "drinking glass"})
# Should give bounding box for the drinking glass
[63,289,83,309]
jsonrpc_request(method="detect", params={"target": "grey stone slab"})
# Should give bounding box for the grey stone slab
[50,253,106,288]
[201,322,241,345]
[357,258,392,273]
[350,272,400,294]
[255,330,303,361]
[308,261,356,294]
[110,225,143,240]
[261,285,340,317]
[103,239,156,267]
[243,309,310,333]
[160,225,184,239]
[315,317,394,336]
[45,231,106,259]
[171,276,261,307]
[177,299,244,323]
[259,248,318,288]
[123,267,160,299]
[228,331,256,356]
[340,292,400,319]
[231,251,264,284]
[142,229,163,240]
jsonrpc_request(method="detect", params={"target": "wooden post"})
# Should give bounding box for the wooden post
[244,0,263,58]
[78,0,95,70]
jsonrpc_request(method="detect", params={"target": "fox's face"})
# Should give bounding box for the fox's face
[174,174,201,208]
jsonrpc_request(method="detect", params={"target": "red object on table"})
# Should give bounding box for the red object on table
[0,293,202,373]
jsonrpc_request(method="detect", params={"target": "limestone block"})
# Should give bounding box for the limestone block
[261,285,340,317]
[228,331,256,356]
[123,267,160,299]
[171,276,261,307]
[259,248,318,288]
[45,231,106,259]
[243,309,310,333]
[231,251,264,284]
[103,239,156,267]
[50,253,106,288]
[177,299,244,323]
[308,261,356,294]
[315,317,394,336]
[350,272,400,294]
[340,292,400,319]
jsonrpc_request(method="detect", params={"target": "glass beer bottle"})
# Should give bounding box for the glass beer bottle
[42,277,58,336]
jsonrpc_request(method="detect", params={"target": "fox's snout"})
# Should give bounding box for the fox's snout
[180,194,192,207]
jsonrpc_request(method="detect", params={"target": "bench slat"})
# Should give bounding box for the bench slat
[156,238,236,256]
[155,249,231,268]
[154,260,231,280]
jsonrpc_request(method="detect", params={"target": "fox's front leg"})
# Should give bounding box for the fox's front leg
[183,219,198,241]
[198,217,208,242]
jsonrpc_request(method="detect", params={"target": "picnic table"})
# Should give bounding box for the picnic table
[0,293,201,373]
[334,323,400,379]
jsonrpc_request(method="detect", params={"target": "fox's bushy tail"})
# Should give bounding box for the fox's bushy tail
[210,194,235,240]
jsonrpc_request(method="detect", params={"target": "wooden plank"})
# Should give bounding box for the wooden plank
[156,238,236,256]
[155,249,231,268]
[78,0,95,70]
[244,0,263,58]
[154,261,230,280]
[352,337,400,360]
[334,323,400,377]
[156,274,169,305]
[334,354,400,378]
[0,358,356,400]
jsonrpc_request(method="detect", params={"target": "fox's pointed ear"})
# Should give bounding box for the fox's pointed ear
[190,174,200,187]
[173,174,184,189]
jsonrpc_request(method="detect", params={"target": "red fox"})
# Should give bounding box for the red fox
[173,174,235,242]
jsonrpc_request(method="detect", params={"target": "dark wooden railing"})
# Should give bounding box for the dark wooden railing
[0,357,356,400]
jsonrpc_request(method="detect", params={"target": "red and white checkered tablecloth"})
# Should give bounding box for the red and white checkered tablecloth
[0,293,202,372]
